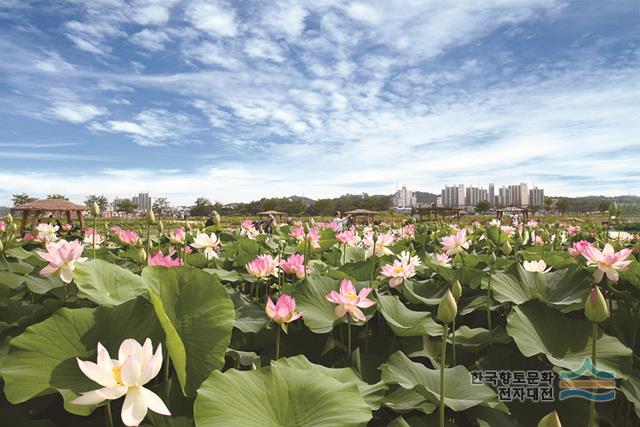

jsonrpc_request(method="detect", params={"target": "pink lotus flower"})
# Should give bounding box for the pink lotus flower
[246,254,279,278]
[325,279,376,322]
[71,339,170,426]
[169,227,186,244]
[22,233,36,241]
[147,250,182,267]
[401,224,415,239]
[0,220,5,232]
[336,229,360,247]
[289,226,320,249]
[533,235,544,245]
[117,230,141,247]
[363,231,395,258]
[567,225,582,236]
[432,252,452,268]
[279,253,307,279]
[37,239,87,283]
[500,225,516,236]
[265,294,303,332]
[440,230,469,256]
[62,223,73,231]
[582,243,634,283]
[380,251,420,288]
[526,220,539,228]
[568,240,593,257]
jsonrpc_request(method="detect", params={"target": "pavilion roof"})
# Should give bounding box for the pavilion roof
[13,199,87,211]
[257,210,287,215]
[345,209,379,215]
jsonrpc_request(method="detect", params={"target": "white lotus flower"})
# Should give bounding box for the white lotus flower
[36,223,59,243]
[71,339,171,426]
[523,260,551,273]
[190,232,220,260]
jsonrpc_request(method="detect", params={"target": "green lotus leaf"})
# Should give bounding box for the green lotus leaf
[377,294,442,337]
[74,259,146,306]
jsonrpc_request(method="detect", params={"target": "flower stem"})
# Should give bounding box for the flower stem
[452,317,456,366]
[440,323,448,427]
[589,321,598,427]
[347,316,352,358]
[92,215,97,259]
[146,223,151,255]
[275,327,281,360]
[163,347,171,402]
[105,401,114,427]
[486,269,493,333]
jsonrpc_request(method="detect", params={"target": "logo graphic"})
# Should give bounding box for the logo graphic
[559,358,615,402]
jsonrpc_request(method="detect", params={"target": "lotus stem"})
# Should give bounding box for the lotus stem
[275,327,281,360]
[347,315,352,358]
[342,243,346,265]
[452,317,456,366]
[589,321,598,427]
[255,278,260,301]
[163,347,171,402]
[439,322,448,427]
[105,401,114,427]
[146,223,151,254]
[487,270,493,332]
[92,215,97,259]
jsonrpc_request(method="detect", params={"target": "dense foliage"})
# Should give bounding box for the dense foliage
[0,214,639,426]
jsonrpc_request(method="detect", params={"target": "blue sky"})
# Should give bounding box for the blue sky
[0,0,638,205]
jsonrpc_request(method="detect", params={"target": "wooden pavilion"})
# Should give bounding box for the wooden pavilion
[11,199,86,234]
[344,209,379,224]
[496,207,530,222]
[256,210,288,222]
[415,207,465,221]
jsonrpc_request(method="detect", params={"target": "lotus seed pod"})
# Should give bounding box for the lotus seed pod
[501,240,512,255]
[451,280,462,300]
[585,286,609,323]
[5,213,13,224]
[137,247,147,264]
[146,210,156,225]
[91,201,100,217]
[437,289,458,324]
[537,410,562,427]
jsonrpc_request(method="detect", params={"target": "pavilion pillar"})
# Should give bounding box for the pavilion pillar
[20,210,28,235]
[77,210,84,229]
[65,210,72,224]
[32,210,41,230]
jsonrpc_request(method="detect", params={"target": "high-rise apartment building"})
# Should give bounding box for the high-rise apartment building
[442,185,465,207]
[393,186,417,208]
[489,183,495,207]
[132,192,152,212]
[529,187,544,207]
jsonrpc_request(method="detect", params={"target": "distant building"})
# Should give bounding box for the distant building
[489,183,495,207]
[436,195,443,207]
[529,187,544,207]
[465,186,489,208]
[393,186,417,209]
[132,192,152,212]
[442,185,465,207]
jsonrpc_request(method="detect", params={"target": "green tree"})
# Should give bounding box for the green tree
[47,194,69,200]
[475,200,491,215]
[152,197,171,215]
[544,196,553,212]
[11,193,36,207]
[191,197,215,217]
[556,198,570,214]
[598,201,609,213]
[85,195,108,213]
[114,199,137,218]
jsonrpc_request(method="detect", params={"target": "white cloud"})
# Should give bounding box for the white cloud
[92,109,197,146]
[131,29,170,51]
[244,38,285,62]
[132,4,170,25]
[262,1,307,39]
[184,41,242,68]
[49,102,106,123]
[185,0,238,37]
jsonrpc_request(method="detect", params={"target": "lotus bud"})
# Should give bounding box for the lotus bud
[522,229,530,245]
[214,211,221,225]
[186,221,192,231]
[158,221,164,233]
[585,286,609,323]
[309,217,315,227]
[451,280,462,300]
[304,223,310,234]
[489,252,497,265]
[137,247,147,264]
[0,239,4,252]
[372,232,378,243]
[10,223,17,233]
[146,210,156,225]
[437,290,457,324]
[537,410,562,427]
[501,240,512,255]
[91,201,100,217]
[5,213,13,224]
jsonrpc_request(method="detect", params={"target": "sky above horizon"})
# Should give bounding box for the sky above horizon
[0,0,638,206]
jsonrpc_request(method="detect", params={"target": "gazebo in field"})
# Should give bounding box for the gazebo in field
[11,199,87,234]
[256,210,288,222]
[496,207,530,222]
[344,209,379,224]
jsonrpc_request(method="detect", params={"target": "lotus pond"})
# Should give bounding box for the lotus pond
[0,216,639,426]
